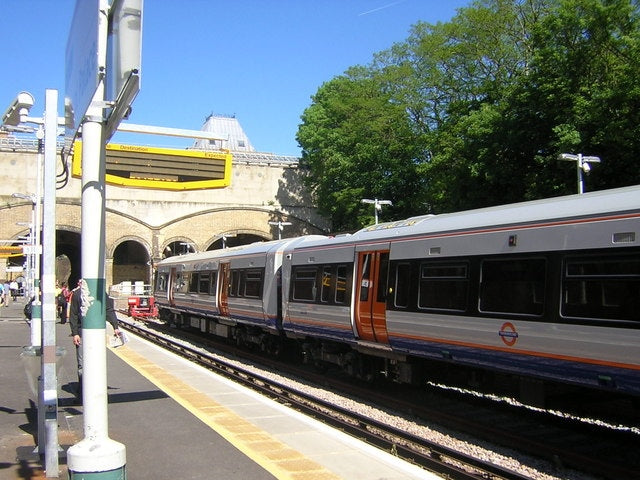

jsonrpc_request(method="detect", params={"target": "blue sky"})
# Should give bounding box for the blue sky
[2,0,469,156]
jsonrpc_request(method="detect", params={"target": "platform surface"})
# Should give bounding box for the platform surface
[0,297,440,479]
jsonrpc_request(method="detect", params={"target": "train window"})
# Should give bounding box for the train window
[562,254,640,321]
[321,266,333,303]
[198,272,211,294]
[479,258,546,316]
[243,269,263,298]
[394,262,411,308]
[229,270,240,297]
[377,252,390,303]
[360,254,371,302]
[292,267,318,302]
[335,265,348,304]
[418,262,468,311]
[188,273,199,293]
[175,273,188,293]
[209,272,218,295]
[156,273,167,292]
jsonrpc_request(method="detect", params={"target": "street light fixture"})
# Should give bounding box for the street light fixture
[1,91,35,127]
[558,153,601,194]
[361,198,392,225]
[268,221,292,240]
[11,192,36,203]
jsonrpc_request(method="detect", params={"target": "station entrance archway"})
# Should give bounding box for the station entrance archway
[112,240,151,286]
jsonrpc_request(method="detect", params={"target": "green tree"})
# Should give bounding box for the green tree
[297,70,424,232]
[518,0,640,195]
[297,0,640,225]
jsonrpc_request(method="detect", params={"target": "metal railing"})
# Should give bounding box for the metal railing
[0,135,65,152]
[110,281,153,298]
[1,134,300,166]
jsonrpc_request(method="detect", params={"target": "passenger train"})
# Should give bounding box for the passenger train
[154,185,640,398]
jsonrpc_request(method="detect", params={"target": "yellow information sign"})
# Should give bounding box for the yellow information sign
[0,246,24,259]
[72,141,232,190]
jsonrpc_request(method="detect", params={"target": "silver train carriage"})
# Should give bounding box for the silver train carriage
[282,185,640,394]
[154,185,639,396]
[154,236,325,350]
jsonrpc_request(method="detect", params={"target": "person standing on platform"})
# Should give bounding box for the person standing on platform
[57,282,69,324]
[2,281,9,306]
[68,279,121,399]
[10,280,18,301]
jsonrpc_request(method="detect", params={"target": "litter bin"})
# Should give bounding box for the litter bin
[20,346,67,398]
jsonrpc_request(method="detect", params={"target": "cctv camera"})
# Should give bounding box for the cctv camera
[2,92,35,127]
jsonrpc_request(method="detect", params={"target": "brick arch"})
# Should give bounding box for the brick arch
[56,228,82,286]
[205,229,270,250]
[203,228,270,247]
[161,236,199,258]
[110,238,153,287]
[108,235,152,258]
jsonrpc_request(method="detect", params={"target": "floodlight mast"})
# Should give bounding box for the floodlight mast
[361,198,392,225]
[559,153,601,194]
[268,221,292,240]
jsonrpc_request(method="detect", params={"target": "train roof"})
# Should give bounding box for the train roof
[300,184,640,249]
[156,235,326,266]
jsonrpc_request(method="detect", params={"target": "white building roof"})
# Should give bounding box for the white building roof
[193,114,255,152]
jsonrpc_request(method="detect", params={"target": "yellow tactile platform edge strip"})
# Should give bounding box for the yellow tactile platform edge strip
[111,345,342,480]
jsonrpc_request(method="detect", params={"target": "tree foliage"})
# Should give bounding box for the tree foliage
[297,0,640,230]
[297,70,425,231]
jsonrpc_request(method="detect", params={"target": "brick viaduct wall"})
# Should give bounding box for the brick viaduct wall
[0,147,329,287]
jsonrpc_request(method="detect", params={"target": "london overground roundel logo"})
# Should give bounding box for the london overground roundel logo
[498,322,518,346]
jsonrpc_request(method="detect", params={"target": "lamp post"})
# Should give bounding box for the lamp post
[268,221,292,240]
[361,198,392,225]
[559,153,601,194]
[4,90,61,476]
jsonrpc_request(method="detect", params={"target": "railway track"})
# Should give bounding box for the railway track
[118,316,639,480]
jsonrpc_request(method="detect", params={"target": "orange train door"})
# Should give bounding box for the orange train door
[218,263,230,316]
[354,250,390,344]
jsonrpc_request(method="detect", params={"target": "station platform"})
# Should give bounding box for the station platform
[0,297,440,479]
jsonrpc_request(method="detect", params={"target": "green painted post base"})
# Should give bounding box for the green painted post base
[67,437,126,480]
[68,465,126,480]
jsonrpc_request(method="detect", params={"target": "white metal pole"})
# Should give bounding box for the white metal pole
[577,153,584,194]
[374,199,379,225]
[28,206,35,300]
[41,88,60,476]
[67,2,126,476]
[34,121,45,459]
[31,136,43,347]
[66,106,127,480]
